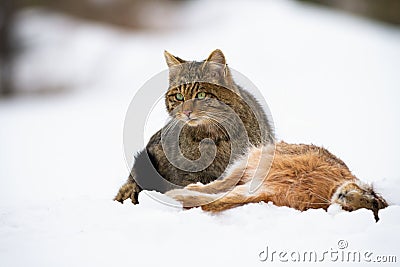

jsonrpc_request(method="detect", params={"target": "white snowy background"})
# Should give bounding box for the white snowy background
[1,0,399,266]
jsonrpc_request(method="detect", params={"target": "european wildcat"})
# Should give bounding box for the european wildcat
[114,49,274,204]
[167,142,388,221]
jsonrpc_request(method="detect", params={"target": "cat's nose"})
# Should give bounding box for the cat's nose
[183,110,192,118]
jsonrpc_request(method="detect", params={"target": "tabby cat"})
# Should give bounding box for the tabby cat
[114,49,274,204]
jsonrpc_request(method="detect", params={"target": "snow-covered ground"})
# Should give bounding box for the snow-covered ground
[1,0,400,266]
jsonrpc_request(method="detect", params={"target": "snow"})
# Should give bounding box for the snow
[1,0,400,266]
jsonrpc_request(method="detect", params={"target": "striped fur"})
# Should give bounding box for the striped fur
[114,49,274,204]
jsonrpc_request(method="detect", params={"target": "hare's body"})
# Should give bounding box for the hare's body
[167,142,388,221]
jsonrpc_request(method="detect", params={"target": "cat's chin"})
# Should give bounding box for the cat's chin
[176,116,206,127]
[185,119,202,127]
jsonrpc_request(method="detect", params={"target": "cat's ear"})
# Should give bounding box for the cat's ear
[205,49,226,65]
[204,49,230,78]
[164,50,186,67]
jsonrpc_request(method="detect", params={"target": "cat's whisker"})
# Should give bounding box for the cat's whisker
[209,120,235,129]
[200,117,225,134]
[163,118,181,135]
[206,113,238,123]
[205,115,237,129]
[208,111,240,117]
[203,117,229,136]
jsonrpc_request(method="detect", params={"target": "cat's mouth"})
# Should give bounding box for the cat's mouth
[183,117,205,127]
[177,113,204,126]
[186,118,201,126]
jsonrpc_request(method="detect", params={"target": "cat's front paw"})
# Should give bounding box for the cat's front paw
[114,180,141,204]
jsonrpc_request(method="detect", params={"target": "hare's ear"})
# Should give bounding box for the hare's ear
[164,50,186,67]
[205,49,226,65]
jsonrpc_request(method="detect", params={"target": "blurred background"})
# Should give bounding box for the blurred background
[1,0,400,96]
[0,0,400,204]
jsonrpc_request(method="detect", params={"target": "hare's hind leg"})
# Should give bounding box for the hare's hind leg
[185,177,240,194]
[200,184,272,212]
[166,188,221,208]
[184,154,251,194]
[167,184,271,211]
[186,145,274,194]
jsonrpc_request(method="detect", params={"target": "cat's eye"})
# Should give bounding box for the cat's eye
[196,92,206,99]
[175,93,184,101]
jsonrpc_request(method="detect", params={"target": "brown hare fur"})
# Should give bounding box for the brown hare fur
[167,142,388,221]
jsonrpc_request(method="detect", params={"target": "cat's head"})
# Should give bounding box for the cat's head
[164,49,236,90]
[164,49,241,127]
